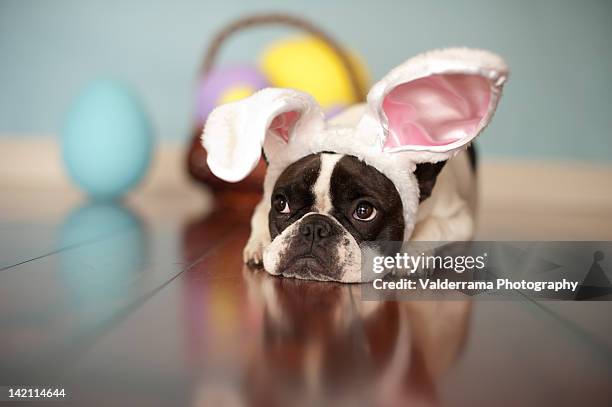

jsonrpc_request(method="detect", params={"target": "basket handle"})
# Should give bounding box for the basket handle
[200,13,366,102]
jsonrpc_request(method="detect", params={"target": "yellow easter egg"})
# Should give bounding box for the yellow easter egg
[259,36,369,108]
[218,85,256,105]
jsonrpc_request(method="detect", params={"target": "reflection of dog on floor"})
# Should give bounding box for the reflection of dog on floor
[203,48,509,282]
[239,269,472,406]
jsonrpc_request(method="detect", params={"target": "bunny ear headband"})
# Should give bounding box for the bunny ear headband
[202,48,508,235]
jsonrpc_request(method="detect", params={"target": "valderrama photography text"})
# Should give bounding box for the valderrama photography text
[361,241,611,301]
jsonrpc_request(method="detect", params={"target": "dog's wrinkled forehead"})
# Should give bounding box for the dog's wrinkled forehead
[273,152,401,214]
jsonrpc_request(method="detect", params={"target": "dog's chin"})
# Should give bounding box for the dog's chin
[281,255,336,282]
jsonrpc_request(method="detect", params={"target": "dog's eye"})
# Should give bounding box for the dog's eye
[353,201,377,221]
[273,194,290,214]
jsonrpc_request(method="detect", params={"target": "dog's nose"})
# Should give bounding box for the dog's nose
[299,215,335,243]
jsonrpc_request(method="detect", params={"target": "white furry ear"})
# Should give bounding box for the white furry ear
[358,48,509,159]
[201,88,325,182]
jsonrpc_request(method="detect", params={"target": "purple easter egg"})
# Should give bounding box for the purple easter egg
[325,104,348,119]
[195,65,269,124]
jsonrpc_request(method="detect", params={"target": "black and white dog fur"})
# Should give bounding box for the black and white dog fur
[203,48,508,282]
[247,115,477,282]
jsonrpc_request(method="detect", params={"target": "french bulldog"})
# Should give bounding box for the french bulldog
[202,48,508,282]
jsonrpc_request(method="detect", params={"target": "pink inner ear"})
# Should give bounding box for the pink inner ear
[382,74,491,150]
[269,111,301,143]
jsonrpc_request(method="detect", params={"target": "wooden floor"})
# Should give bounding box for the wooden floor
[1,141,612,405]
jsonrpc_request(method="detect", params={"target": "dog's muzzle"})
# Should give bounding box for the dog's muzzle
[281,214,345,281]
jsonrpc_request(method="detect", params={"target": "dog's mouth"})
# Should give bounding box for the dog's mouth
[281,254,335,281]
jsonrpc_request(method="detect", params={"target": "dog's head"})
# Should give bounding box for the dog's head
[203,48,508,281]
[263,152,405,281]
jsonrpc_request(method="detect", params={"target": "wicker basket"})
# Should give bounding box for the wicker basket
[186,13,365,203]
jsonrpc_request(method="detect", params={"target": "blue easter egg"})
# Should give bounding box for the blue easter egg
[62,80,153,199]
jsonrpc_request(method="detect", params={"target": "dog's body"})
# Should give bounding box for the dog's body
[203,48,508,282]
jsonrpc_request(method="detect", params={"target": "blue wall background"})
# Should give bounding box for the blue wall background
[1,0,611,162]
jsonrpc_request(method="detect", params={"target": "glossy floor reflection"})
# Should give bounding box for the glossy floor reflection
[235,270,471,406]
[0,199,611,406]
